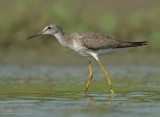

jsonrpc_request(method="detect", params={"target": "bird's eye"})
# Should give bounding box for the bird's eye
[48,26,52,29]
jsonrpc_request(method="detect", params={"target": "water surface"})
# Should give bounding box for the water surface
[0,65,159,117]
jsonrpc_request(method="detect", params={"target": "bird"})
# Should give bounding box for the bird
[27,23,147,97]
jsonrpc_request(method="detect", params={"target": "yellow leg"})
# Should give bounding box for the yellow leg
[84,60,93,93]
[98,60,114,97]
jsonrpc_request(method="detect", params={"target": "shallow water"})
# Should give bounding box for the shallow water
[0,65,160,117]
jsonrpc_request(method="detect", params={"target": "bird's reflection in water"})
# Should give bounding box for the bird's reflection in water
[84,92,114,105]
[83,93,114,112]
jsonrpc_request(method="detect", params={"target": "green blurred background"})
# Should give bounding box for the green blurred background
[0,0,160,65]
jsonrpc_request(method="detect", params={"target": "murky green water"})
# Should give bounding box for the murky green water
[0,65,160,117]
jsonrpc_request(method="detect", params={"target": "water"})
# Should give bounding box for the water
[0,65,160,117]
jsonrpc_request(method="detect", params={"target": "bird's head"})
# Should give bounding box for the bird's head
[27,24,62,39]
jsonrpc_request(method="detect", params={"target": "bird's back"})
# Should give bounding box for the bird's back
[69,32,147,51]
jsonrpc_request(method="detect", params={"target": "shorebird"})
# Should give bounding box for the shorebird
[27,23,147,96]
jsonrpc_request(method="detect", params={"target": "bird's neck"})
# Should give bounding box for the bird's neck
[53,31,67,46]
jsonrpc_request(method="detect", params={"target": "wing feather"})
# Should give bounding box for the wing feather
[79,32,146,51]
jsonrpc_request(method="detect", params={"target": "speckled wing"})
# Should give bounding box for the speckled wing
[80,32,147,51]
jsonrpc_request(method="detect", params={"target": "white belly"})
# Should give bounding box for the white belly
[93,48,128,55]
[70,47,128,57]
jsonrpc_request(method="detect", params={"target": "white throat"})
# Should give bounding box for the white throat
[53,33,66,46]
[54,33,62,39]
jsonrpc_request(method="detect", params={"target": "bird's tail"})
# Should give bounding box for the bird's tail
[117,40,148,48]
[130,41,148,47]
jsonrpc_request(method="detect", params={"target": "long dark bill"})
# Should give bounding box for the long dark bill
[26,31,43,40]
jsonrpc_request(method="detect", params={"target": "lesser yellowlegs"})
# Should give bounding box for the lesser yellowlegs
[27,24,147,96]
